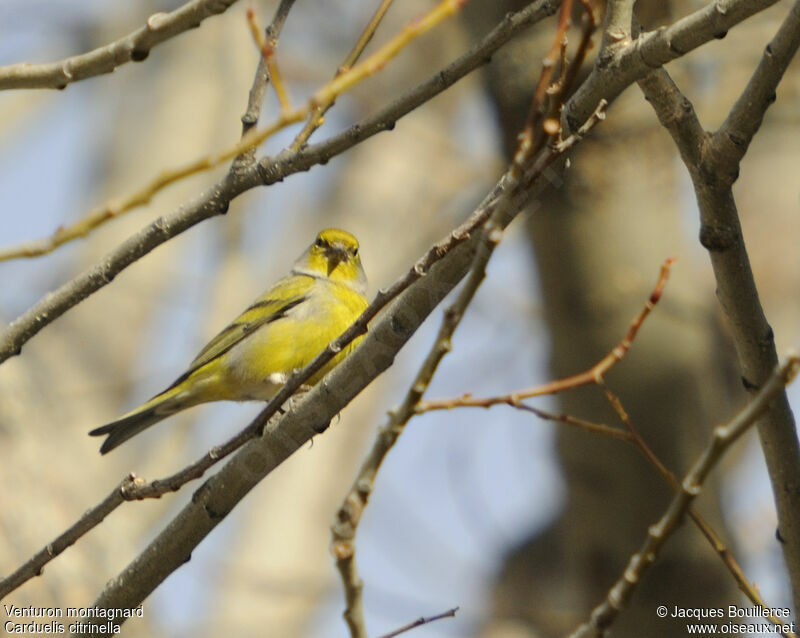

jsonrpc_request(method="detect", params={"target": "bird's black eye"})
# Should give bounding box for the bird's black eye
[352,247,358,256]
[315,237,325,248]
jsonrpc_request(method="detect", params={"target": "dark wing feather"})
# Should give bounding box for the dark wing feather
[164,276,311,391]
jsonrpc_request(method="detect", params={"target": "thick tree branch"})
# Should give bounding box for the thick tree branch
[710,0,800,180]
[0,0,560,365]
[563,0,783,133]
[601,0,636,51]
[0,0,241,91]
[638,0,800,611]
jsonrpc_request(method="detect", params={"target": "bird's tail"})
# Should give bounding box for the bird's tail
[89,385,193,454]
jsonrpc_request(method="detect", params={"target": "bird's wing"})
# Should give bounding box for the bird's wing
[165,274,313,389]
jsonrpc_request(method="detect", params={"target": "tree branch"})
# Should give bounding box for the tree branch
[563,0,783,133]
[711,0,800,180]
[637,0,800,611]
[0,0,241,91]
[377,607,460,638]
[291,0,397,150]
[601,0,636,51]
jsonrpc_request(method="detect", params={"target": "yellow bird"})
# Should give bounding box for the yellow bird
[90,228,368,454]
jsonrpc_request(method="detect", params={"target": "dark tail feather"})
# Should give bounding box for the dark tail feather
[89,406,176,454]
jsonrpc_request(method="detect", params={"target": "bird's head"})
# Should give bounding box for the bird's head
[295,228,367,294]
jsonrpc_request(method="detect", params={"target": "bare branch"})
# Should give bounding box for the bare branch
[638,1,800,609]
[0,0,241,91]
[508,402,634,441]
[377,607,460,638]
[568,354,800,638]
[601,0,636,50]
[563,0,783,133]
[711,0,800,180]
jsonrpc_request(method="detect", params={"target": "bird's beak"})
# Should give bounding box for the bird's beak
[326,245,347,276]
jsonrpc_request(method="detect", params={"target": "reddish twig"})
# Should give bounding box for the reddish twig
[417,256,675,413]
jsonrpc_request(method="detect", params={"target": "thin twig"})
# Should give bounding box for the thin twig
[235,0,297,169]
[557,7,597,99]
[245,7,291,112]
[377,607,460,638]
[511,402,634,442]
[568,354,800,638]
[291,0,397,150]
[0,0,241,90]
[523,0,575,146]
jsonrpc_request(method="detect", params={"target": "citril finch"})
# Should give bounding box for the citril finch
[90,228,368,454]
